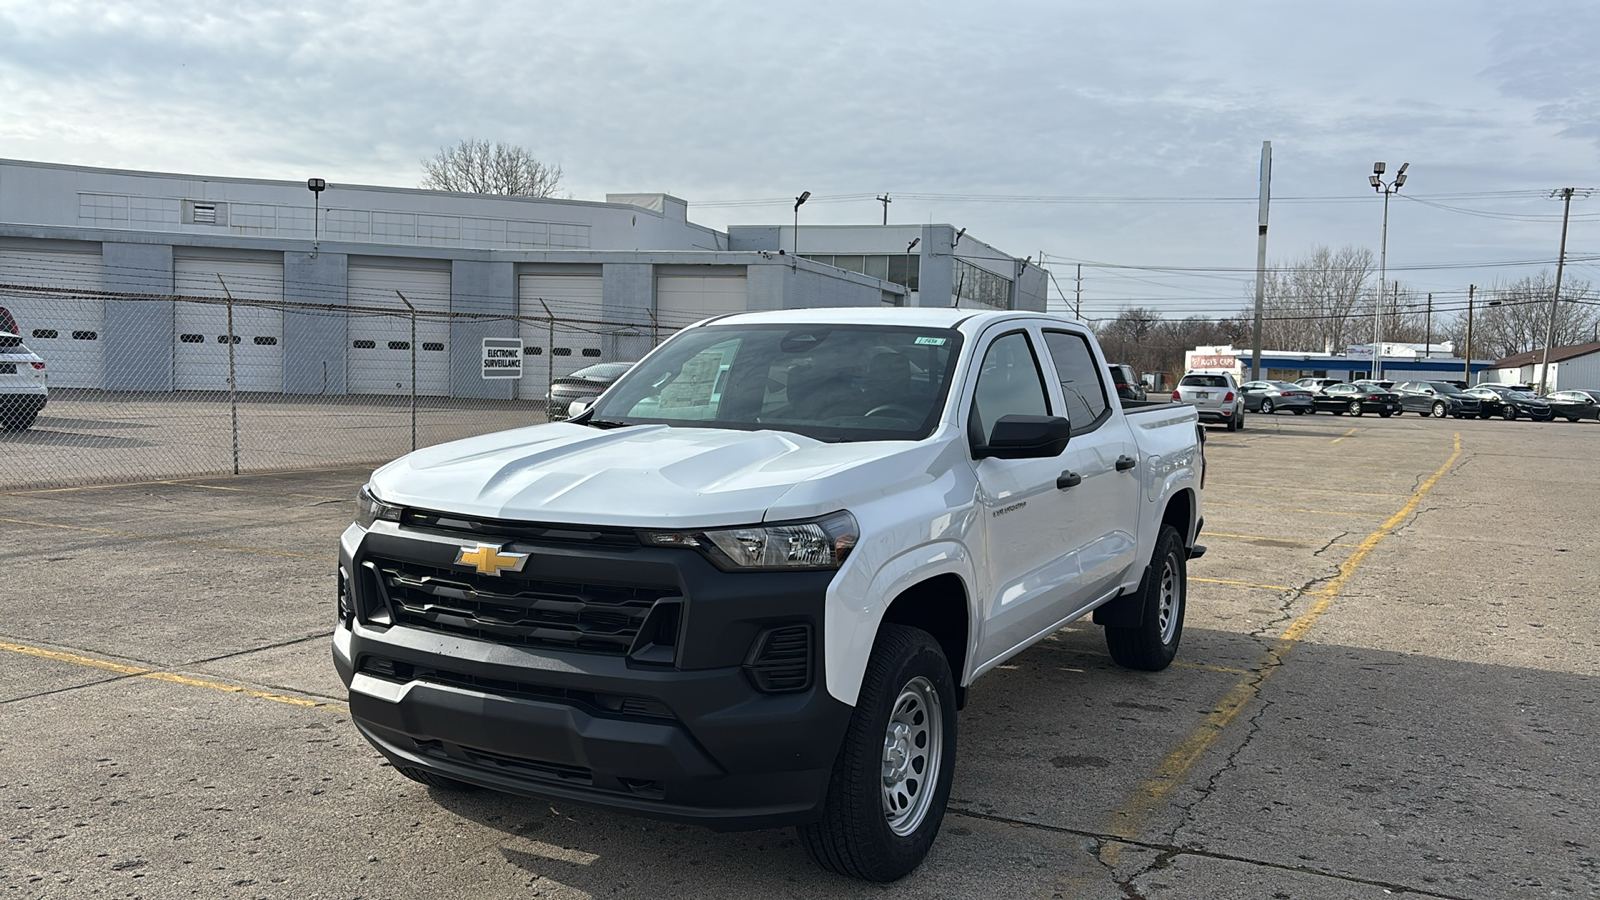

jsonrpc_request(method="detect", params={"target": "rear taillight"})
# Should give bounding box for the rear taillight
[1172,390,1181,401]
[1223,391,1235,403]
[30,362,45,370]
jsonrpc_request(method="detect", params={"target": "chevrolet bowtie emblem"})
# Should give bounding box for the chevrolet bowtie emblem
[454,544,529,577]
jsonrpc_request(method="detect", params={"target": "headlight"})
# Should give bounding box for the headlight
[642,511,859,571]
[356,485,403,529]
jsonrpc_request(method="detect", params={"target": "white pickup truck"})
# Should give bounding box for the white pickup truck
[333,308,1205,881]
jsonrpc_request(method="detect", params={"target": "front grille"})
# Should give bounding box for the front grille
[366,556,678,655]
[399,509,641,547]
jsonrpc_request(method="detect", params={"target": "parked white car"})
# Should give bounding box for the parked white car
[1175,371,1245,430]
[0,330,48,431]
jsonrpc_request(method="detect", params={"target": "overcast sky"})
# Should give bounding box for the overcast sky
[2,0,1597,323]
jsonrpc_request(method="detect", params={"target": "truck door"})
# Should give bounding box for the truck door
[1039,328,1142,602]
[968,329,1080,668]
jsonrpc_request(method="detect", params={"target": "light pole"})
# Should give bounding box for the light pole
[307,178,327,258]
[1368,161,1408,380]
[793,191,810,256]
[1538,187,1592,394]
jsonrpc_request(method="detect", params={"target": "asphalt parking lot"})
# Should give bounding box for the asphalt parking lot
[3,413,1597,899]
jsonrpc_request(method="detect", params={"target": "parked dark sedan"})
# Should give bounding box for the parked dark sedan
[1462,386,1513,419]
[1545,390,1600,422]
[1394,381,1482,418]
[1312,382,1402,417]
[1467,384,1553,420]
[545,361,635,421]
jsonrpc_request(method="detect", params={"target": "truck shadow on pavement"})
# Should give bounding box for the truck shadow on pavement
[404,624,1599,900]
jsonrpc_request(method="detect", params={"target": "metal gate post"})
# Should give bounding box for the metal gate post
[396,291,417,451]
[216,274,240,475]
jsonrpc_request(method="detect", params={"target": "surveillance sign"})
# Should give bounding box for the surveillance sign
[482,337,524,379]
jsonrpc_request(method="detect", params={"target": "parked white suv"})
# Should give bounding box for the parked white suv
[1175,371,1244,431]
[0,330,48,431]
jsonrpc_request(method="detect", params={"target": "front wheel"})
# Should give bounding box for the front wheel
[1348,400,1363,417]
[1260,398,1275,414]
[1432,401,1448,418]
[800,624,957,882]
[1568,417,1581,423]
[1105,525,1187,671]
[1501,407,1517,421]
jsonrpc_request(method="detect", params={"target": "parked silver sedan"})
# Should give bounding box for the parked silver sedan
[1240,380,1315,415]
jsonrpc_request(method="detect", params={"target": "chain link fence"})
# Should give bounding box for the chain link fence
[0,280,712,491]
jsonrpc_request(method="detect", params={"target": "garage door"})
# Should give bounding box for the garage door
[174,257,284,392]
[347,264,451,396]
[0,248,105,388]
[517,274,604,401]
[656,272,747,334]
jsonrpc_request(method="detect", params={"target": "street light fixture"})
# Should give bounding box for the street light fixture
[793,191,810,256]
[307,178,328,258]
[1368,161,1409,380]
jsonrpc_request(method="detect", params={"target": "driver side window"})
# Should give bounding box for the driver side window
[970,331,1049,444]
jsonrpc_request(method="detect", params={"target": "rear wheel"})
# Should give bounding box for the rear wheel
[1432,401,1448,418]
[1348,400,1363,416]
[1105,525,1187,671]
[1501,407,1517,420]
[1291,408,1306,415]
[1236,412,1245,430]
[800,624,957,882]
[1568,417,1581,423]
[1379,410,1393,418]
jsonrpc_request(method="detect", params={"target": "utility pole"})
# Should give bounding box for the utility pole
[1539,187,1592,394]
[1074,263,1082,318]
[1463,284,1474,384]
[877,194,891,225]
[1251,141,1272,382]
[1424,292,1432,357]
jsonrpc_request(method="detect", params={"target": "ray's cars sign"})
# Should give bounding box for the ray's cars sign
[482,337,523,379]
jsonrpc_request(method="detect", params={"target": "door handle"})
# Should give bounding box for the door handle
[1115,455,1137,472]
[1056,471,1082,490]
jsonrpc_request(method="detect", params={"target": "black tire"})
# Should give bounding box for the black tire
[1501,407,1516,421]
[1260,398,1274,414]
[396,766,478,792]
[1348,400,1363,417]
[1105,525,1187,671]
[0,409,37,431]
[1236,413,1245,430]
[1379,410,1392,418]
[1431,401,1448,418]
[1480,411,1493,419]
[800,624,957,882]
[1291,408,1306,415]
[1567,417,1581,423]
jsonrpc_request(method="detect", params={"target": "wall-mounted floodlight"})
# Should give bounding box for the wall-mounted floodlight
[307,178,328,257]
[953,227,966,248]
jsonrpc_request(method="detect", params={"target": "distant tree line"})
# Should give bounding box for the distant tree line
[1089,244,1599,381]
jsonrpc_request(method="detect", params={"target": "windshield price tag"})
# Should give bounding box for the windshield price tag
[914,336,947,346]
[482,338,524,379]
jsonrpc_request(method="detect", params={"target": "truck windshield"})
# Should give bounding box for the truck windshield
[584,324,965,442]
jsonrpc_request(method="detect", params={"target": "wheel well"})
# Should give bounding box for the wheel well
[880,574,970,705]
[1163,488,1195,546]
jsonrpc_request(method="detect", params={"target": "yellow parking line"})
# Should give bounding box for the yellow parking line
[1330,427,1358,444]
[1191,577,1295,592]
[1203,502,1386,519]
[0,639,341,710]
[0,516,336,562]
[1103,431,1462,862]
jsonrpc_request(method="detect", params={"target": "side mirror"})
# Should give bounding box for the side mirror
[974,415,1071,460]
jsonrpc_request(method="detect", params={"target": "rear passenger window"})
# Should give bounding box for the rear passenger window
[1042,331,1111,432]
[970,331,1049,444]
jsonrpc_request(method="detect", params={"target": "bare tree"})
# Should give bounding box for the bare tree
[1459,273,1599,359]
[421,139,564,197]
[1247,246,1375,352]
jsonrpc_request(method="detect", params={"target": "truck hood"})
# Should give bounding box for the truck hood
[368,422,937,528]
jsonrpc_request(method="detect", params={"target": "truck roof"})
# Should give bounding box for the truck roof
[704,308,1079,332]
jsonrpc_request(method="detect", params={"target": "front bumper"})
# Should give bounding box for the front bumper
[334,523,851,830]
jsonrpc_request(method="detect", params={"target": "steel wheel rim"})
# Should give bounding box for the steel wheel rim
[1156,553,1181,644]
[881,676,943,836]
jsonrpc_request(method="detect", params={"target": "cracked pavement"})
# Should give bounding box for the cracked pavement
[3,414,1598,898]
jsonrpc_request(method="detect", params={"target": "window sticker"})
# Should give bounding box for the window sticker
[914,336,947,346]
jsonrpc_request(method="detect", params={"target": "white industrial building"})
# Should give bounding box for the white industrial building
[1484,342,1600,391]
[0,158,1044,399]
